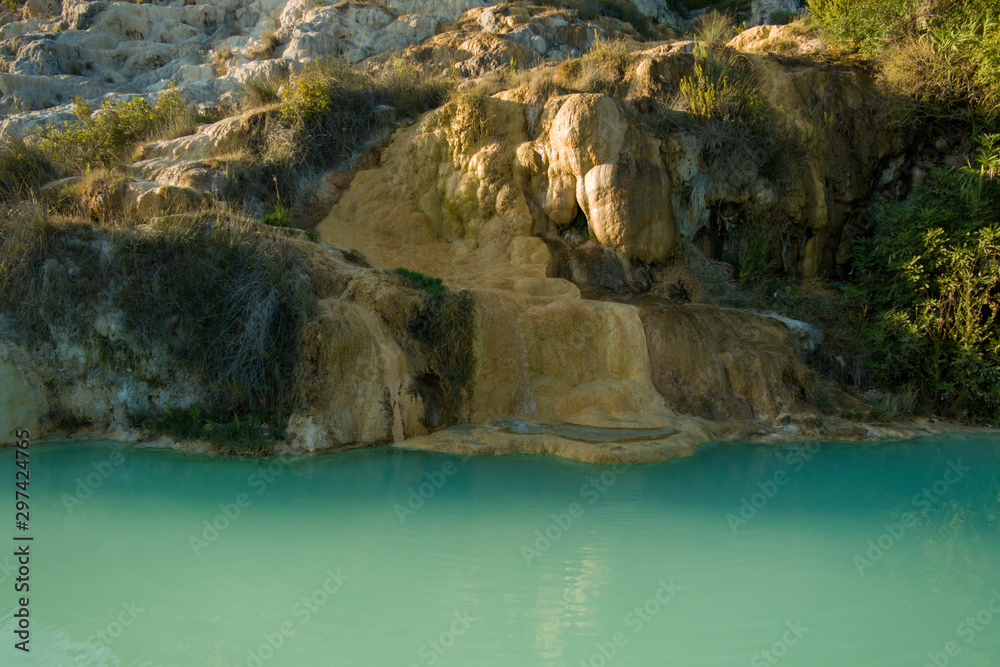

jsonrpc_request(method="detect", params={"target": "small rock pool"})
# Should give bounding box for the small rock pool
[1,435,999,666]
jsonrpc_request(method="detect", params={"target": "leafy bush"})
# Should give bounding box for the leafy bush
[770,9,797,24]
[531,0,654,38]
[676,44,767,127]
[809,0,917,55]
[809,0,1000,116]
[263,202,292,227]
[849,134,1000,422]
[37,87,199,173]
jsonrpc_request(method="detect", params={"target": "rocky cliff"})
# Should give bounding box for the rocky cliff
[1,0,965,461]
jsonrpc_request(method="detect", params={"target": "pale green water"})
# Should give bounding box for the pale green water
[1,436,999,667]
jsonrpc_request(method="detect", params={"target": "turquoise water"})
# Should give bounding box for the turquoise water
[1,436,999,667]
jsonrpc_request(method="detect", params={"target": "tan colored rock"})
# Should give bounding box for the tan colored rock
[641,305,813,420]
[287,297,426,452]
[548,93,626,176]
[471,289,678,427]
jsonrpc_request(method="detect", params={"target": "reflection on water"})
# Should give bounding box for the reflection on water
[0,435,997,666]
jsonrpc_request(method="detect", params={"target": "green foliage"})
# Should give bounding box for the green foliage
[0,138,57,202]
[150,405,278,454]
[808,0,917,55]
[530,0,654,37]
[263,203,292,227]
[37,87,198,173]
[242,75,284,108]
[724,212,782,286]
[809,0,1000,117]
[678,44,767,126]
[263,177,292,227]
[340,248,369,266]
[850,134,1000,421]
[770,9,797,24]
[394,267,447,299]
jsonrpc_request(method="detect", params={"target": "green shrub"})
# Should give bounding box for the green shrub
[849,133,1000,422]
[770,9,796,24]
[37,87,199,173]
[394,267,447,299]
[809,0,917,55]
[263,202,292,227]
[557,34,632,96]
[530,0,653,38]
[724,212,782,286]
[809,0,1000,117]
[242,75,285,108]
[676,44,767,127]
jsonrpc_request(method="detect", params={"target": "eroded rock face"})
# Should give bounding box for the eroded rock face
[324,90,679,271]
[0,344,45,444]
[641,305,813,420]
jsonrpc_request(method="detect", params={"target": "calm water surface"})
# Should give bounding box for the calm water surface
[1,435,999,666]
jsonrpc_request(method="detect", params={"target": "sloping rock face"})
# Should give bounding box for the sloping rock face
[641,305,813,421]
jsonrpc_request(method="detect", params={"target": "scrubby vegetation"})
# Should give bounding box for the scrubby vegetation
[810,0,1000,118]
[264,59,448,172]
[849,134,1000,421]
[0,139,56,203]
[0,207,311,448]
[38,87,203,174]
